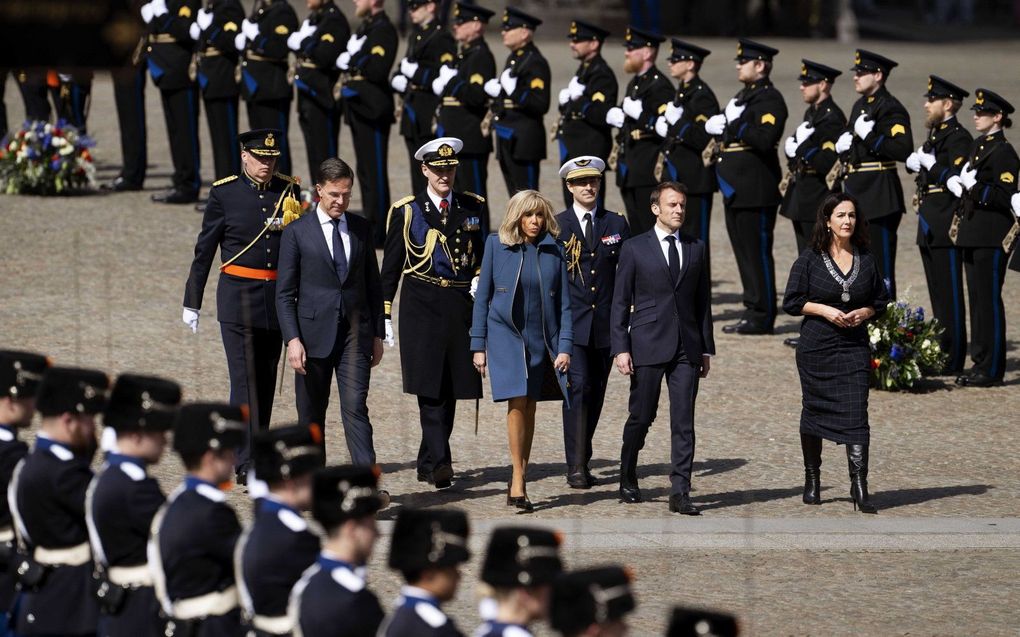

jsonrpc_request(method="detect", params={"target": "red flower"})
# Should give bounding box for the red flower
[53,128,62,136]
[871,359,881,369]
[80,150,91,161]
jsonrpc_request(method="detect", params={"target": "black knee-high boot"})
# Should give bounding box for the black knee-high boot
[800,433,822,505]
[846,443,877,513]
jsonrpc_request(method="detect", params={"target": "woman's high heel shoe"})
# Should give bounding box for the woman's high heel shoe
[801,433,822,505]
[506,477,533,513]
[846,443,877,514]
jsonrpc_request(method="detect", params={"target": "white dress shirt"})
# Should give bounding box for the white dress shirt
[426,186,453,213]
[572,203,597,241]
[653,224,682,270]
[317,205,351,261]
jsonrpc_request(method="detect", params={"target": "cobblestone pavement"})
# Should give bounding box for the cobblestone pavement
[2,32,1019,635]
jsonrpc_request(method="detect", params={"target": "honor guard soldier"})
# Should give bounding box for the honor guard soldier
[183,128,303,484]
[706,39,788,335]
[834,49,913,298]
[549,566,636,637]
[379,508,471,637]
[107,6,150,193]
[149,402,246,636]
[86,374,182,637]
[485,7,551,195]
[288,465,386,637]
[8,366,109,636]
[947,89,1018,388]
[336,0,398,247]
[475,526,564,637]
[236,424,324,636]
[144,0,203,204]
[290,0,350,183]
[0,350,48,630]
[381,138,485,489]
[905,76,972,374]
[605,27,673,236]
[432,2,497,235]
[237,0,299,176]
[656,39,719,269]
[391,0,457,193]
[554,20,617,208]
[555,157,629,489]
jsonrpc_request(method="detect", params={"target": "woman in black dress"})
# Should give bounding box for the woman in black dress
[783,193,890,513]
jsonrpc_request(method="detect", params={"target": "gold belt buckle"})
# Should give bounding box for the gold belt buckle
[439,278,450,287]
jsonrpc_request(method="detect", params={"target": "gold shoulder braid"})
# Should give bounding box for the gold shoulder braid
[401,203,458,276]
[562,235,585,285]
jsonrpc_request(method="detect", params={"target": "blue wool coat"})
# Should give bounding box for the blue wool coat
[470,233,573,402]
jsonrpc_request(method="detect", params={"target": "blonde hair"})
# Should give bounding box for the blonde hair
[498,190,560,245]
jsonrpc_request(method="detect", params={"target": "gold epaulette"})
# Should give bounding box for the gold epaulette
[386,195,416,232]
[212,175,238,187]
[462,191,485,203]
[274,172,298,184]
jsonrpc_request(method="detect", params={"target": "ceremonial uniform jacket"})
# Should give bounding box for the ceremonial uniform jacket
[146,0,200,90]
[616,66,673,189]
[196,0,245,99]
[380,589,464,637]
[290,554,384,637]
[475,621,534,637]
[954,130,1019,248]
[780,96,846,221]
[294,1,350,110]
[661,75,719,195]
[0,425,28,611]
[183,171,301,330]
[435,37,496,155]
[841,85,913,220]
[556,54,618,163]
[492,42,551,162]
[715,78,788,208]
[912,116,971,247]
[399,21,456,140]
[554,207,630,349]
[381,190,485,399]
[341,11,398,124]
[239,0,298,103]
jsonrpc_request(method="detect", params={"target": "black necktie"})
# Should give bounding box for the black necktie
[583,212,593,250]
[330,218,349,281]
[666,235,680,284]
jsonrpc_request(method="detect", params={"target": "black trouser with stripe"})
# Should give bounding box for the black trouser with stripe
[298,92,341,184]
[725,205,777,330]
[160,85,201,195]
[920,244,967,374]
[867,213,901,300]
[246,98,293,176]
[496,138,539,196]
[621,185,656,237]
[562,342,612,469]
[454,153,490,236]
[112,64,148,187]
[347,112,392,247]
[203,96,240,181]
[963,247,1008,380]
[682,192,714,280]
[220,322,282,471]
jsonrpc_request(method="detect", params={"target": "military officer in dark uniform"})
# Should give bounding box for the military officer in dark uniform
[182,128,303,483]
[905,76,972,374]
[485,7,551,195]
[13,69,52,123]
[834,49,913,299]
[291,0,349,184]
[237,0,298,177]
[381,138,484,489]
[87,374,181,637]
[145,0,202,204]
[150,402,246,636]
[656,39,719,269]
[9,366,108,636]
[606,27,673,237]
[108,1,150,193]
[554,157,629,489]
[193,0,245,184]
[947,89,1018,387]
[433,2,497,235]
[0,350,48,632]
[549,566,637,637]
[554,20,617,208]
[380,508,471,637]
[288,465,386,637]
[236,424,323,636]
[337,0,398,247]
[707,39,788,335]
[391,0,457,193]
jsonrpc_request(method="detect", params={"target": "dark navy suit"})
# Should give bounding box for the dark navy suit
[289,554,384,637]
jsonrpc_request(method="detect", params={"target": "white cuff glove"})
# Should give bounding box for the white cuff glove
[287,31,305,51]
[960,162,978,190]
[384,318,395,347]
[1011,192,1020,219]
[724,98,745,123]
[784,136,800,159]
[835,131,853,154]
[905,152,921,173]
[568,76,585,101]
[182,308,200,333]
[918,149,936,171]
[336,52,351,70]
[622,96,643,120]
[704,113,726,136]
[140,2,155,23]
[151,0,168,17]
[470,276,479,299]
[189,22,201,41]
[853,113,875,139]
[431,65,458,95]
[484,78,501,98]
[499,69,517,96]
[605,107,625,129]
[795,121,815,143]
[196,8,213,30]
[558,87,570,106]
[946,175,964,198]
[655,116,669,138]
[400,57,419,78]
[665,101,683,125]
[347,34,366,54]
[390,74,408,93]
[242,19,259,41]
[234,32,247,51]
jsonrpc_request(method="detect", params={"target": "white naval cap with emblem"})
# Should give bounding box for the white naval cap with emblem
[414,137,464,167]
[558,156,606,181]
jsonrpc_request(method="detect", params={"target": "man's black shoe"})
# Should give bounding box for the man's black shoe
[732,322,773,335]
[432,464,453,489]
[956,372,1001,388]
[103,177,143,192]
[783,337,800,348]
[416,471,432,484]
[567,466,590,489]
[584,465,597,487]
[152,189,198,204]
[721,320,750,334]
[668,493,701,515]
[619,486,642,504]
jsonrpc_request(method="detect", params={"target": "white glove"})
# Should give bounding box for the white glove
[795,122,815,144]
[189,22,201,41]
[724,98,745,123]
[784,136,800,159]
[470,276,479,299]
[151,0,168,17]
[299,19,313,35]
[140,2,154,23]
[605,107,625,128]
[946,175,964,197]
[499,68,517,96]
[905,151,921,173]
[622,96,643,120]
[287,30,305,51]
[242,18,259,41]
[853,113,875,139]
[432,65,457,96]
[918,148,936,171]
[400,57,419,78]
[1011,192,1020,219]
[960,162,978,190]
[484,78,501,98]
[655,116,669,138]
[568,76,585,101]
[336,51,351,70]
[704,113,726,136]
[390,74,408,93]
[182,308,200,334]
[558,87,570,106]
[196,8,213,30]
[384,319,395,347]
[347,33,366,54]
[234,32,247,51]
[835,131,853,154]
[665,101,683,125]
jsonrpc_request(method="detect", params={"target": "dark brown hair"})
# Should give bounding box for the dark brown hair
[650,180,688,206]
[317,157,354,185]
[810,192,870,252]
